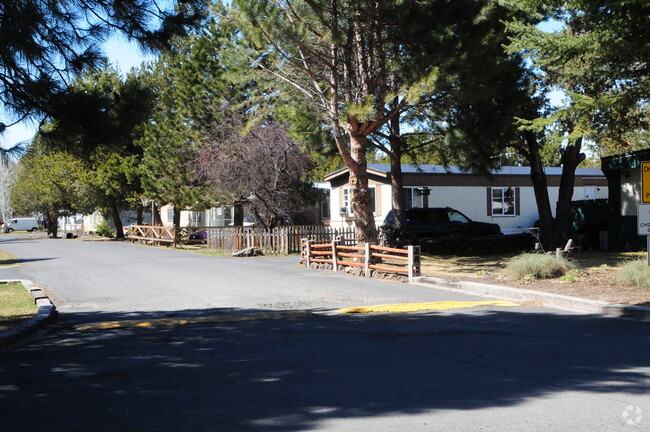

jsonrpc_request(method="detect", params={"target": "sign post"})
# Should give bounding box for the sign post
[641,162,650,265]
[638,203,650,266]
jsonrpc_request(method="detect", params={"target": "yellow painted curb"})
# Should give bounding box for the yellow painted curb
[75,310,314,331]
[335,300,520,314]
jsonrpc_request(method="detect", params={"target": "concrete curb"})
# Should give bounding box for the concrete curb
[74,310,314,331]
[0,279,58,346]
[413,276,650,322]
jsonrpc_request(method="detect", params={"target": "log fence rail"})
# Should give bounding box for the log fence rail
[303,239,421,282]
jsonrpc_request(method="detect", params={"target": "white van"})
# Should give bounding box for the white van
[4,218,40,233]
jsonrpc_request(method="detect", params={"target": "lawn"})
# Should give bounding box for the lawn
[0,282,38,332]
[420,251,650,307]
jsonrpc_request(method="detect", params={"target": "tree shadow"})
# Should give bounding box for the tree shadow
[0,307,648,431]
[0,257,56,266]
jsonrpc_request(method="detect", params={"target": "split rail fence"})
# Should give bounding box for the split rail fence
[303,239,421,282]
[129,225,178,246]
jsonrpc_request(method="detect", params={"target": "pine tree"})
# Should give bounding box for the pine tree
[40,66,155,237]
[11,141,92,238]
[232,0,459,243]
[138,27,234,226]
[503,0,650,248]
[0,0,206,150]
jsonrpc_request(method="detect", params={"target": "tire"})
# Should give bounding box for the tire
[30,227,38,232]
[7,228,13,233]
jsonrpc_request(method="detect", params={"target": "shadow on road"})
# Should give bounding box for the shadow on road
[0,307,648,431]
[0,257,56,266]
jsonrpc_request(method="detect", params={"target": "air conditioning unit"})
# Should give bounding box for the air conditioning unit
[339,206,354,217]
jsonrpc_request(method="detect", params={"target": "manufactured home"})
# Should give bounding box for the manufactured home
[601,148,650,251]
[323,164,608,232]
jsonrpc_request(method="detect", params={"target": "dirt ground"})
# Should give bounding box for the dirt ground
[420,251,650,307]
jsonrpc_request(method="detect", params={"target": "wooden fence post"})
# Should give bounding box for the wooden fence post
[364,243,372,278]
[305,240,312,269]
[408,245,421,282]
[332,239,338,272]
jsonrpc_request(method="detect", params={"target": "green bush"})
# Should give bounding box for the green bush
[505,253,576,280]
[615,259,650,289]
[95,220,113,238]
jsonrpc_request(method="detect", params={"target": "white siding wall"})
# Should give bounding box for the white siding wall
[620,169,640,216]
[379,184,392,219]
[327,183,609,230]
[158,204,208,227]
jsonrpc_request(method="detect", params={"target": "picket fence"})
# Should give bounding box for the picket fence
[206,225,356,255]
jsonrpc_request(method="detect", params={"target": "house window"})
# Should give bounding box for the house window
[403,187,424,209]
[167,207,174,222]
[342,188,351,216]
[490,187,517,216]
[320,189,331,219]
[342,187,376,216]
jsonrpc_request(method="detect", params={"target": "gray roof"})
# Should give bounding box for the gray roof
[325,163,604,179]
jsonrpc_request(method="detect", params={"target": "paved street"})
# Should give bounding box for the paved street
[0,236,487,314]
[0,236,649,431]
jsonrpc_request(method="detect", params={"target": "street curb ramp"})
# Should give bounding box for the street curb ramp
[0,279,58,347]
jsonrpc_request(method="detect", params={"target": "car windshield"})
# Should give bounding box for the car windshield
[447,210,469,223]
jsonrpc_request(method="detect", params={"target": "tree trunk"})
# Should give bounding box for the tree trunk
[136,206,143,225]
[152,203,162,226]
[173,206,182,228]
[46,210,58,238]
[553,138,585,247]
[348,133,377,244]
[109,201,124,239]
[524,133,585,250]
[233,201,244,226]
[389,146,405,244]
[525,132,556,251]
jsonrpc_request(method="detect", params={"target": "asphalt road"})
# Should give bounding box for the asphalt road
[0,235,488,314]
[0,236,649,431]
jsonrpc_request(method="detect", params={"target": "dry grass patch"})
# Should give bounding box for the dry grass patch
[0,250,20,266]
[0,282,38,332]
[505,253,576,280]
[616,259,650,289]
[419,251,650,306]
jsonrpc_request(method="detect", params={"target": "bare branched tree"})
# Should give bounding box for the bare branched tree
[195,117,315,228]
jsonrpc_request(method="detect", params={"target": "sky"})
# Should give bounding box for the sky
[0,19,566,151]
[0,37,153,151]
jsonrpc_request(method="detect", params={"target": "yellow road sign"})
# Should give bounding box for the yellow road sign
[643,161,650,203]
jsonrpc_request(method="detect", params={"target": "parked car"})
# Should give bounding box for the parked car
[188,231,207,240]
[3,218,40,233]
[380,207,501,248]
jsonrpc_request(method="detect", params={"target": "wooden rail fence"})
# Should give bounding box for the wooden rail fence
[303,239,421,282]
[129,225,178,246]
[128,224,358,255]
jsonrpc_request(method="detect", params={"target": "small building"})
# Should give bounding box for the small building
[601,149,650,251]
[158,205,237,228]
[323,163,608,233]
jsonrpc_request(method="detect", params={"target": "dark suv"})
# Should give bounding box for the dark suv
[381,207,501,248]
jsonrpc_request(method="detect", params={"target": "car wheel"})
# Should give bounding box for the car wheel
[7,228,13,233]
[30,227,38,232]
